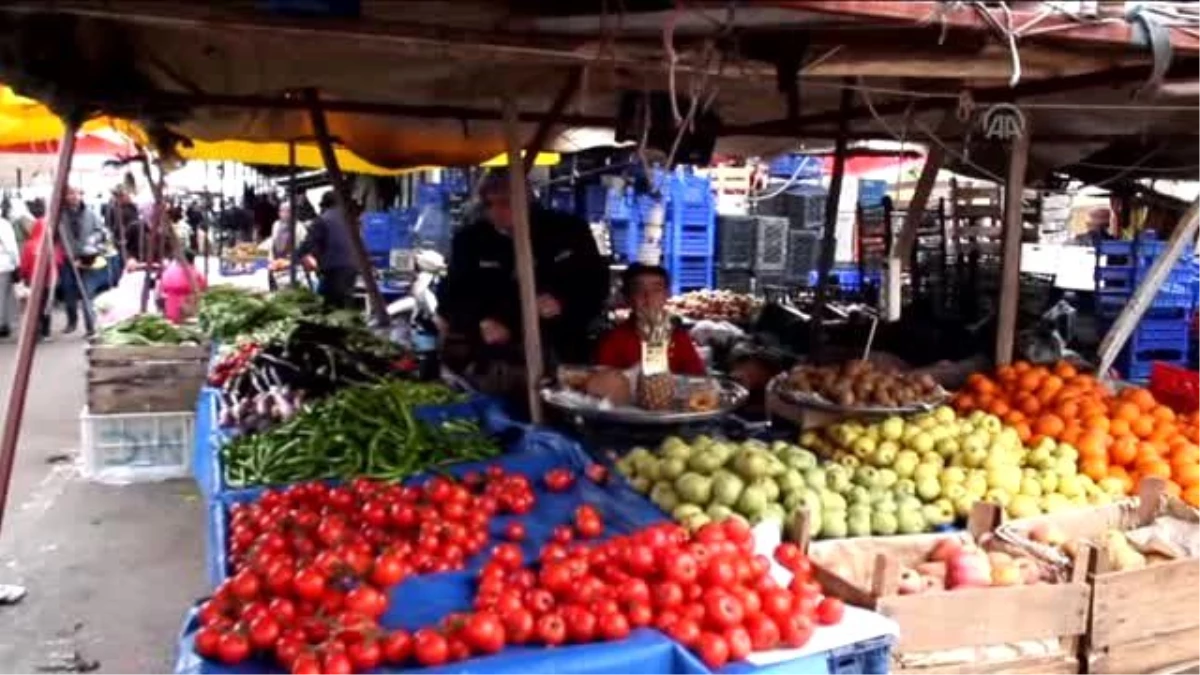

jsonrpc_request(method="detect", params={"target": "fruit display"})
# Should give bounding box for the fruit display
[954,360,1200,506]
[558,368,725,414]
[637,309,676,411]
[615,436,823,533]
[196,470,847,674]
[666,290,761,324]
[779,360,943,408]
[799,407,1123,532]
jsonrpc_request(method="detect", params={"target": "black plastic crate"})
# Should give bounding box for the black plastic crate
[716,215,757,270]
[754,216,788,272]
[785,230,821,283]
[715,268,754,293]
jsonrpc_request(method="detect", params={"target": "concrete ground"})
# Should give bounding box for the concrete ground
[0,331,207,673]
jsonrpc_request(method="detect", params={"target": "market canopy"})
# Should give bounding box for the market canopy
[0,2,1193,183]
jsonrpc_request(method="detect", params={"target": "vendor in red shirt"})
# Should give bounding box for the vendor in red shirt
[594,264,706,376]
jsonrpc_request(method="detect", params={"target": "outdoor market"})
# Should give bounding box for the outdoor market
[0,1,1196,674]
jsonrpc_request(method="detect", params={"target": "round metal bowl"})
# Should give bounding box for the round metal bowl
[542,369,749,426]
[767,372,948,416]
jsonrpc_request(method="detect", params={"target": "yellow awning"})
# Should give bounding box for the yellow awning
[0,86,559,174]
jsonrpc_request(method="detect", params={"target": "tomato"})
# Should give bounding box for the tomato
[369,553,408,587]
[563,606,597,643]
[292,568,326,601]
[526,589,556,615]
[504,522,527,542]
[668,617,701,647]
[627,601,653,628]
[536,612,567,646]
[193,626,221,658]
[360,500,388,528]
[413,629,449,666]
[543,469,576,492]
[502,608,535,645]
[322,651,353,675]
[463,612,506,654]
[290,653,321,675]
[265,564,295,596]
[585,463,609,484]
[346,639,382,672]
[552,525,574,544]
[653,581,685,610]
[215,632,251,665]
[748,554,772,582]
[696,632,730,670]
[274,635,304,668]
[624,544,657,577]
[380,630,413,664]
[573,505,604,539]
[446,638,472,662]
[760,587,793,622]
[702,554,737,588]
[773,542,803,571]
[694,522,728,546]
[816,596,844,625]
[703,589,745,629]
[315,516,348,546]
[345,585,388,619]
[732,586,762,619]
[598,611,631,641]
[229,570,261,601]
[721,517,753,547]
[725,626,753,661]
[745,614,781,651]
[662,551,699,585]
[197,599,228,627]
[539,563,574,595]
[780,614,814,648]
[248,615,281,650]
[491,543,524,570]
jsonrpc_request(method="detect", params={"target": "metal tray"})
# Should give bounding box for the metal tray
[767,372,947,416]
[542,368,749,425]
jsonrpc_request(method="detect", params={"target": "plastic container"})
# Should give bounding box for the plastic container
[217,258,268,277]
[81,407,194,484]
[766,153,825,180]
[583,184,607,222]
[716,215,757,270]
[785,229,821,283]
[608,219,641,263]
[1150,362,1200,414]
[754,216,789,272]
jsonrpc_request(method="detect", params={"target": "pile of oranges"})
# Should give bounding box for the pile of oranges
[953,360,1200,507]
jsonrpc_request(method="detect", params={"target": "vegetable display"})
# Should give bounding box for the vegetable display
[98,314,204,346]
[214,319,416,434]
[198,287,326,342]
[221,380,490,487]
[197,470,846,674]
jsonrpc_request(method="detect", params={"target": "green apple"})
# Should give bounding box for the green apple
[1058,474,1083,498]
[853,466,878,488]
[875,468,899,490]
[953,495,976,519]
[920,452,946,469]
[1041,493,1072,514]
[935,438,960,459]
[820,490,847,513]
[847,512,872,537]
[804,467,827,490]
[880,416,905,441]
[910,431,936,454]
[897,508,927,535]
[894,451,921,478]
[940,466,967,485]
[1038,469,1060,494]
[913,463,940,484]
[871,510,899,536]
[1020,475,1044,497]
[851,435,877,459]
[822,512,848,539]
[825,465,852,493]
[838,454,861,469]
[984,487,1012,509]
[871,442,898,468]
[893,478,917,498]
[916,477,941,502]
[1007,494,1041,519]
[933,405,956,424]
[848,485,872,506]
[965,472,989,498]
[942,483,968,503]
[1052,442,1079,464]
[1054,458,1078,477]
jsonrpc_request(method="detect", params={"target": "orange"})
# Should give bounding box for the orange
[1152,406,1177,424]
[1077,431,1108,459]
[1013,360,1032,373]
[1080,400,1108,419]
[1171,445,1199,466]
[1083,414,1110,433]
[1034,414,1066,438]
[1054,361,1079,379]
[1081,457,1109,482]
[1184,485,1199,508]
[1018,371,1043,392]
[1165,481,1183,499]
[1109,436,1138,466]
[1013,421,1032,443]
[1124,387,1157,412]
[1004,410,1027,425]
[1174,462,1200,487]
[1140,459,1172,481]
[1113,401,1141,422]
[1016,393,1041,416]
[996,365,1017,384]
[953,394,975,411]
[1110,418,1132,437]
[967,373,994,395]
[1056,399,1081,420]
[1060,425,1083,446]
[1130,416,1156,439]
[1039,375,1064,398]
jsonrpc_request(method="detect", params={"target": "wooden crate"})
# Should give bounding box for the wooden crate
[798,505,1090,674]
[86,343,210,414]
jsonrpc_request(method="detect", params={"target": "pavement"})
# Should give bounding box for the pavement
[0,329,207,673]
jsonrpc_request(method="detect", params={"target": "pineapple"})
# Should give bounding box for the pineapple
[636,308,676,410]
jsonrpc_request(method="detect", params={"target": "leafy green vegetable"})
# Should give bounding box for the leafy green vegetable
[99,314,205,346]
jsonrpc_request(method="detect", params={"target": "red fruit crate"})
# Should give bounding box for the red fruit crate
[1149,362,1199,414]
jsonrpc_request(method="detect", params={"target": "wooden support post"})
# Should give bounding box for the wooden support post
[0,125,77,534]
[1098,199,1200,377]
[884,141,946,321]
[994,121,1033,366]
[502,97,546,423]
[287,140,298,287]
[522,67,583,175]
[304,89,390,326]
[810,81,854,363]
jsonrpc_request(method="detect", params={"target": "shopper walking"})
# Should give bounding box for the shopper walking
[0,210,19,338]
[57,187,104,336]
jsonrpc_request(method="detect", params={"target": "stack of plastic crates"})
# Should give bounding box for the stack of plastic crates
[1095,237,1199,382]
[361,209,416,269]
[605,185,639,263]
[582,184,607,223]
[660,171,716,294]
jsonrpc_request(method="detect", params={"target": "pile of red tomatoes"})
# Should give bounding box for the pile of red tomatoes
[194,468,843,674]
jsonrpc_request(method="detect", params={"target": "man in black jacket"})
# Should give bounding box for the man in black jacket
[437,171,609,372]
[297,191,359,309]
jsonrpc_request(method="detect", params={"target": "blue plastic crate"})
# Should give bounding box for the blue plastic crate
[607,187,635,222]
[217,258,269,277]
[766,153,825,180]
[608,219,641,262]
[361,211,398,253]
[666,228,714,258]
[666,259,714,293]
[583,184,607,221]
[416,182,448,209]
[1094,266,1136,292]
[441,168,471,195]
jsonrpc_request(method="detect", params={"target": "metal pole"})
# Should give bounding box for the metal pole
[304,89,390,325]
[0,125,77,535]
[810,81,855,363]
[502,97,546,423]
[288,140,298,287]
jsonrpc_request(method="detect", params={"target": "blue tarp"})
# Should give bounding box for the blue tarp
[184,427,895,675]
[191,387,517,503]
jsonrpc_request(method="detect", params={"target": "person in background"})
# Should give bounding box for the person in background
[260,201,310,261]
[19,217,63,340]
[57,187,104,336]
[159,249,207,324]
[1075,208,1113,247]
[0,209,19,337]
[437,170,610,370]
[296,191,358,309]
[594,264,706,375]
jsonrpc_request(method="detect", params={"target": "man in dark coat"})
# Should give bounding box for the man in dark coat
[437,170,609,374]
[296,191,358,309]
